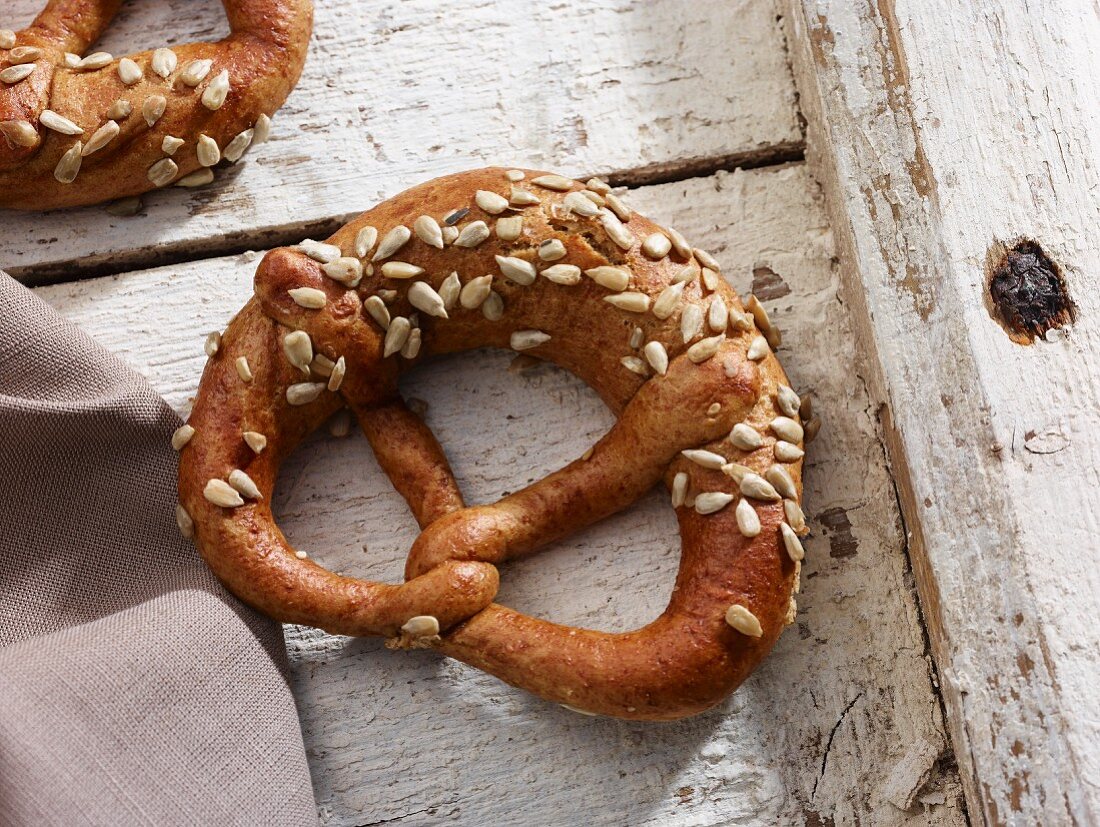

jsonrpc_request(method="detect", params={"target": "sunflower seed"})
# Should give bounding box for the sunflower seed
[0,64,34,83]
[511,330,550,351]
[541,264,581,285]
[641,233,671,260]
[496,255,537,285]
[294,550,308,560]
[682,448,726,470]
[458,275,492,309]
[105,196,142,216]
[413,214,444,248]
[672,265,697,285]
[53,142,83,183]
[78,52,113,70]
[82,120,120,155]
[196,133,220,166]
[180,58,212,86]
[740,472,780,501]
[780,522,805,562]
[328,356,346,391]
[767,321,784,349]
[680,304,704,343]
[223,128,253,162]
[175,504,194,538]
[509,187,540,206]
[687,334,723,363]
[531,174,573,191]
[695,492,734,515]
[671,471,689,508]
[700,267,720,291]
[354,226,378,258]
[746,336,769,361]
[319,258,361,289]
[286,382,324,406]
[599,209,633,249]
[735,499,761,537]
[495,215,523,241]
[400,328,422,359]
[438,272,461,309]
[475,189,509,214]
[586,177,611,194]
[142,94,166,126]
[201,69,230,109]
[652,281,684,320]
[402,615,440,637]
[310,354,334,377]
[380,261,423,280]
[662,226,690,258]
[774,441,804,462]
[563,190,600,217]
[234,356,253,382]
[585,265,630,291]
[708,295,728,332]
[722,463,751,483]
[177,168,212,189]
[744,294,771,330]
[604,292,650,313]
[784,499,807,534]
[327,410,351,438]
[299,239,342,263]
[243,431,267,453]
[728,308,753,331]
[629,327,644,349]
[621,356,649,376]
[581,189,606,206]
[777,385,801,418]
[151,47,177,78]
[643,341,668,375]
[0,30,15,50]
[171,424,195,450]
[729,423,762,451]
[604,193,631,221]
[482,291,504,320]
[117,57,143,85]
[64,52,81,68]
[770,417,803,444]
[454,220,490,248]
[288,287,326,309]
[725,604,762,637]
[253,113,272,143]
[9,46,41,64]
[533,240,564,263]
[694,248,720,271]
[229,469,262,499]
[383,317,411,356]
[377,289,397,303]
[204,330,221,357]
[506,169,525,181]
[39,110,83,135]
[0,119,36,147]
[204,478,244,507]
[408,280,449,318]
[766,465,798,500]
[707,403,722,417]
[280,332,312,377]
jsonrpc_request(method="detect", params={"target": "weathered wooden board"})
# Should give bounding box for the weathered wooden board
[784,1,1100,823]
[37,165,964,825]
[1,0,801,282]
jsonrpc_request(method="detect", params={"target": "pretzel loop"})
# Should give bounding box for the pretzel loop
[179,168,811,720]
[0,0,312,209]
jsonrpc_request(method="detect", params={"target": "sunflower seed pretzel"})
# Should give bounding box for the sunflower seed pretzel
[0,0,312,210]
[178,168,815,720]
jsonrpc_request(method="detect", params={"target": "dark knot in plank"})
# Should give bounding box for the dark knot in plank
[987,239,1075,344]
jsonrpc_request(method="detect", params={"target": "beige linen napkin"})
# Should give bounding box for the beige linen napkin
[0,274,318,825]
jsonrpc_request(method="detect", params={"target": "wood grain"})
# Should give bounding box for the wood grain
[1,0,801,283]
[784,1,1100,823]
[37,165,965,825]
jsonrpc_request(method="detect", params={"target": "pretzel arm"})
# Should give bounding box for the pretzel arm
[23,0,120,53]
[405,347,760,578]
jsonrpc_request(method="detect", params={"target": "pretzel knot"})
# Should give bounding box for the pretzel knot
[177,168,815,720]
[0,0,312,210]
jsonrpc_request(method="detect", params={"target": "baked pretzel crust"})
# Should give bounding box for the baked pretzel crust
[178,168,811,720]
[0,0,312,210]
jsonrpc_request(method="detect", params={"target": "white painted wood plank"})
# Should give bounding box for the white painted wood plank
[1,0,801,282]
[35,165,964,825]
[785,1,1100,823]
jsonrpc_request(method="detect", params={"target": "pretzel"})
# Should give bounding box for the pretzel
[176,168,816,720]
[0,0,312,210]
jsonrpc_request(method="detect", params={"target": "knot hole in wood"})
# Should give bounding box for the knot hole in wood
[986,239,1075,344]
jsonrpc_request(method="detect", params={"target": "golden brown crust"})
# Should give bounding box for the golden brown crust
[0,0,312,210]
[178,167,810,720]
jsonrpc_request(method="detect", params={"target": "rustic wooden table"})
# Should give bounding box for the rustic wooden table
[19,0,1090,824]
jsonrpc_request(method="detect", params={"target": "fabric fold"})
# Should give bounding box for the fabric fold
[0,273,317,825]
